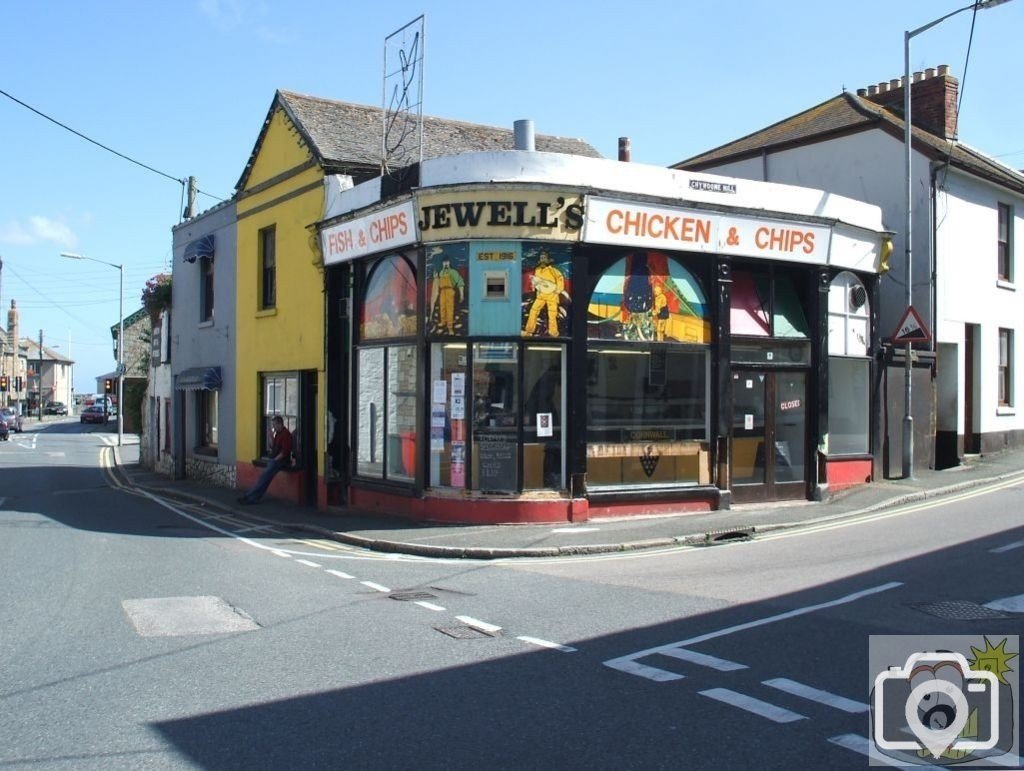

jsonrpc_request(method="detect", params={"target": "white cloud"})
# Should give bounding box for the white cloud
[0,216,77,248]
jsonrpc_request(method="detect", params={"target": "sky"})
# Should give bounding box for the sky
[1,0,1021,394]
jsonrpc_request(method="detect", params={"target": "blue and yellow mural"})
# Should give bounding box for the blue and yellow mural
[521,243,572,337]
[426,243,469,336]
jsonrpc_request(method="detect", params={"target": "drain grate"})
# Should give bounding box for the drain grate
[435,625,492,640]
[390,591,438,602]
[910,600,1013,621]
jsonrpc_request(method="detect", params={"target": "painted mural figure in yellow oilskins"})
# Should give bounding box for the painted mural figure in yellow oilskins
[524,250,565,336]
[652,283,669,341]
[431,257,465,335]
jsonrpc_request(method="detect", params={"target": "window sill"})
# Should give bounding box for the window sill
[198,320,214,329]
[192,447,219,459]
[996,280,1016,291]
[255,308,278,318]
[996,406,1016,416]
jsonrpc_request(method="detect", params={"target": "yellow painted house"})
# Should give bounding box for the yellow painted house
[232,90,601,506]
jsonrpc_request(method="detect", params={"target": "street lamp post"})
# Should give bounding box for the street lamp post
[60,252,124,447]
[902,0,1013,479]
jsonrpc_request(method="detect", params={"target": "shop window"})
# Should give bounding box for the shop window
[361,254,417,340]
[828,271,870,356]
[261,372,298,454]
[471,343,519,492]
[196,389,219,454]
[587,251,710,343]
[828,357,870,455]
[586,252,711,487]
[998,203,1012,282]
[259,225,276,310]
[428,343,468,489]
[355,346,418,481]
[999,328,1013,407]
[731,269,809,338]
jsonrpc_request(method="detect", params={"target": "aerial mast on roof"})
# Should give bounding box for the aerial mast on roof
[382,15,425,178]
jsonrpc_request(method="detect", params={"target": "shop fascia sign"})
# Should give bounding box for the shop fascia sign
[417,190,584,242]
[322,199,417,265]
[584,196,832,265]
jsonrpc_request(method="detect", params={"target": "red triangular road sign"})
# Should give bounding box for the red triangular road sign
[891,305,931,343]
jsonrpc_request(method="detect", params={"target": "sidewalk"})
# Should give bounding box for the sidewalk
[114,443,1024,559]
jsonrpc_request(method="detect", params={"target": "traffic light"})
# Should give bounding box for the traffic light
[0,376,7,392]
[14,376,21,391]
[104,378,114,394]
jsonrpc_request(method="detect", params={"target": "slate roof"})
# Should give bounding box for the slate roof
[675,91,1024,196]
[237,90,603,192]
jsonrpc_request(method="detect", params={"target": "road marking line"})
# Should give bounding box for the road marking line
[827,734,916,766]
[361,581,390,592]
[604,582,902,679]
[456,616,502,634]
[763,678,868,713]
[295,559,321,568]
[661,647,747,671]
[414,601,446,611]
[699,688,806,723]
[984,593,1024,613]
[517,636,577,652]
[271,550,292,558]
[291,538,347,551]
[326,569,354,579]
[990,539,1024,554]
[603,658,685,681]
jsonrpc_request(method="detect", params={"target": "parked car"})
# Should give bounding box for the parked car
[0,407,23,433]
[45,401,68,415]
[80,405,108,424]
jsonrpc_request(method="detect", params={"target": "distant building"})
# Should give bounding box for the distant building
[110,307,151,433]
[22,337,73,412]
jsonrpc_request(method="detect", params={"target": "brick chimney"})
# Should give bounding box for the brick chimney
[862,64,959,140]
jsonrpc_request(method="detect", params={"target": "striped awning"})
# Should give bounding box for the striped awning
[175,366,222,391]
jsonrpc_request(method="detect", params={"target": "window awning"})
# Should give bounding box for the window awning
[183,235,215,263]
[175,366,222,391]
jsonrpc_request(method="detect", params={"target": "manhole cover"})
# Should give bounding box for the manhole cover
[434,625,492,640]
[910,600,1013,620]
[390,591,438,602]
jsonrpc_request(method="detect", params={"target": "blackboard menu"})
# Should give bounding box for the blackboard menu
[476,431,517,492]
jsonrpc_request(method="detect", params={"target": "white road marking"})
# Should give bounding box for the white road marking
[414,601,446,612]
[984,593,1024,613]
[361,581,391,592]
[326,569,354,579]
[550,527,600,533]
[516,636,577,653]
[699,688,806,723]
[295,559,321,568]
[827,734,917,766]
[660,647,747,671]
[990,539,1024,554]
[604,582,902,678]
[456,616,502,634]
[763,678,869,713]
[271,550,292,558]
[603,659,684,682]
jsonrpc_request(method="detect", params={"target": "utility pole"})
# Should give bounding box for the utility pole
[37,329,43,422]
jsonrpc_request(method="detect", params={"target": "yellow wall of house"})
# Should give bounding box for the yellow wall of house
[236,107,325,478]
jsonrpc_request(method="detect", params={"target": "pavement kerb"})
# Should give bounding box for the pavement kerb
[116,464,1024,560]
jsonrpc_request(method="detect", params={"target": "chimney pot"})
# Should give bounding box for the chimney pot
[857,88,867,97]
[867,85,878,95]
[938,64,950,76]
[925,67,936,79]
[618,137,631,162]
[513,119,535,151]
[878,82,888,92]
[913,71,924,83]
[890,79,901,89]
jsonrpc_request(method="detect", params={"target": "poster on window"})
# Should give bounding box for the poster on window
[522,244,572,337]
[450,441,465,488]
[426,243,469,336]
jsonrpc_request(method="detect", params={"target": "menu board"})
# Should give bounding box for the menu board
[476,431,517,492]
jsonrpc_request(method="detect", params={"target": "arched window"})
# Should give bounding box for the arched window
[587,252,709,343]
[361,254,417,341]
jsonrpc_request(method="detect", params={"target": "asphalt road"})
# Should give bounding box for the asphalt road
[1,426,1021,769]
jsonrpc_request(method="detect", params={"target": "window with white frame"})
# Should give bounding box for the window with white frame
[999,328,1013,407]
[998,203,1013,282]
[827,271,871,454]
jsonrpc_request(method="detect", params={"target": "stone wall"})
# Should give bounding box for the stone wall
[185,456,236,488]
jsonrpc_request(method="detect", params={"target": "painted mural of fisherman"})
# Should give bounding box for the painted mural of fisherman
[524,249,566,336]
[431,256,465,335]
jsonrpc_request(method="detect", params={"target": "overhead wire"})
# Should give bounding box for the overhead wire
[0,86,227,203]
